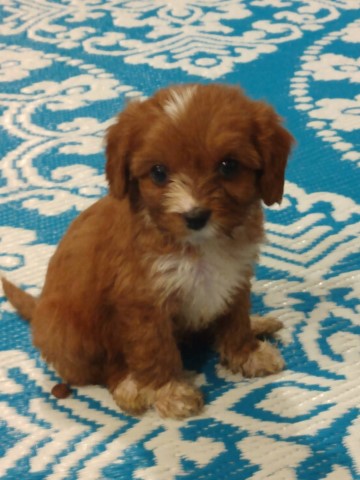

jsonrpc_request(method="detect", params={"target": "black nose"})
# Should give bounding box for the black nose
[183,208,211,231]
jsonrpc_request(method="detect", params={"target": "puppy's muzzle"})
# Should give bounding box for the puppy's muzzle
[183,208,211,231]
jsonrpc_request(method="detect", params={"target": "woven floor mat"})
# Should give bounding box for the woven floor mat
[0,2,359,479]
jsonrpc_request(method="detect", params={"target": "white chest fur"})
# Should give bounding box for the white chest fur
[151,236,259,330]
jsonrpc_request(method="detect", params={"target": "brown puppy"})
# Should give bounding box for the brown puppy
[2,84,294,419]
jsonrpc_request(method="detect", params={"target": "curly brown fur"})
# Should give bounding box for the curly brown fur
[2,84,294,418]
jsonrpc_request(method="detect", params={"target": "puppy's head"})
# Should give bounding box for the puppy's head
[106,84,294,242]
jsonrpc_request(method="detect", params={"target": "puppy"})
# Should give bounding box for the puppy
[2,84,294,419]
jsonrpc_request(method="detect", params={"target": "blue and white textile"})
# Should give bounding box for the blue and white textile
[0,2,359,479]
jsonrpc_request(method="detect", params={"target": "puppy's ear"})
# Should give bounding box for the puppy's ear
[252,103,295,206]
[105,100,144,199]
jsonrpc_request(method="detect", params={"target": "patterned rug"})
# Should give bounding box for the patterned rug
[0,1,359,479]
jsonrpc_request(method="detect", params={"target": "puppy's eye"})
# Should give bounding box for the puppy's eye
[218,157,240,179]
[150,164,168,186]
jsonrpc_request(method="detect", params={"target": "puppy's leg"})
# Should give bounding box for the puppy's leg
[215,290,285,377]
[32,297,104,386]
[111,375,155,416]
[109,308,203,419]
[250,315,283,336]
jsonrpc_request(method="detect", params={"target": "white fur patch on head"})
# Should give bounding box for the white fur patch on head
[164,175,198,214]
[163,85,198,121]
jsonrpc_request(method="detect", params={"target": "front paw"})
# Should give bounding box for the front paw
[250,315,284,337]
[112,375,155,416]
[226,341,285,377]
[155,380,204,419]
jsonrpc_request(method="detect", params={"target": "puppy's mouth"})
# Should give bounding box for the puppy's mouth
[144,205,219,244]
[184,225,217,245]
[181,208,218,244]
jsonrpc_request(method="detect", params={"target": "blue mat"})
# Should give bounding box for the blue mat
[0,2,359,479]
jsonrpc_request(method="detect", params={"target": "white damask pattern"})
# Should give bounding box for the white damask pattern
[0,47,52,81]
[0,1,358,78]
[0,1,359,479]
[291,19,360,164]
[0,46,143,215]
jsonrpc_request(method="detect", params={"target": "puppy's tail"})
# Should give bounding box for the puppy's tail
[1,277,37,322]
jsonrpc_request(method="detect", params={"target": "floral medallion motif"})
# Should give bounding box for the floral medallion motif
[0,1,359,479]
[291,19,360,165]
